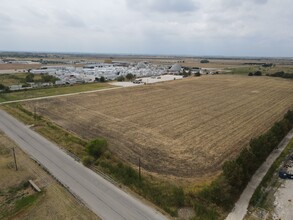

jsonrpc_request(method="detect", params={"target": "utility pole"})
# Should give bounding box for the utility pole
[12,147,18,171]
[138,157,141,181]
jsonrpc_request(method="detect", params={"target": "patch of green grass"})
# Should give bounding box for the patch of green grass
[37,122,87,157]
[14,193,41,213]
[192,202,219,220]
[0,146,10,155]
[0,82,112,103]
[0,180,40,219]
[0,73,27,86]
[225,66,261,75]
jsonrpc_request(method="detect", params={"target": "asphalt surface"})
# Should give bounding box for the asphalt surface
[0,109,168,220]
[226,129,293,220]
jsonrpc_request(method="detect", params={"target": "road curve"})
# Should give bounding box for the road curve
[226,129,293,220]
[0,109,168,220]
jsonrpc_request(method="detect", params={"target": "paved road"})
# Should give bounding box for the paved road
[226,129,293,220]
[0,110,168,220]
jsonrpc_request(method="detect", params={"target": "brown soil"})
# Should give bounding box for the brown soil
[23,75,293,178]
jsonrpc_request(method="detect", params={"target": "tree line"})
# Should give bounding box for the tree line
[194,110,293,216]
[266,71,293,79]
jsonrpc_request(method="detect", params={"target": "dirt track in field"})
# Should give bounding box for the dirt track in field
[23,75,293,178]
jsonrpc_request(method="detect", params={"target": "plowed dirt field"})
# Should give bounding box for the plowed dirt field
[23,75,293,178]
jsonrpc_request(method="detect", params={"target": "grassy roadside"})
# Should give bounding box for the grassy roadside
[0,181,43,219]
[249,138,293,209]
[1,103,183,217]
[0,132,100,220]
[0,82,112,103]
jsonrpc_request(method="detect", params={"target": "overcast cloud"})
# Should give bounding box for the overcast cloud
[0,0,292,57]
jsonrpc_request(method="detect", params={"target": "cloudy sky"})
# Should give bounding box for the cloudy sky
[0,0,292,57]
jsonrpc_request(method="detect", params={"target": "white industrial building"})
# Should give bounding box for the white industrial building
[30,62,168,85]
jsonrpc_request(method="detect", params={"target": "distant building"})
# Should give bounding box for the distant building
[169,63,182,74]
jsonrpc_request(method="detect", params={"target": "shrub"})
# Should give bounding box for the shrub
[82,155,95,166]
[25,73,35,82]
[86,138,108,159]
[126,73,135,81]
[116,76,125,82]
[254,71,262,76]
[100,76,106,82]
[0,83,9,92]
[193,203,219,220]
[40,74,58,83]
[172,187,184,207]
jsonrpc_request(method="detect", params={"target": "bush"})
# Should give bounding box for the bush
[200,59,209,63]
[193,203,219,220]
[268,71,293,79]
[248,72,253,76]
[0,83,9,92]
[40,74,58,83]
[194,72,201,77]
[100,76,106,82]
[126,73,135,81]
[0,83,6,90]
[172,187,184,207]
[25,73,35,82]
[82,155,95,166]
[86,138,108,159]
[116,76,125,82]
[254,71,262,76]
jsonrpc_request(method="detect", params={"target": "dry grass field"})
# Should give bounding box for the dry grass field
[22,75,293,179]
[0,64,41,70]
[0,132,99,220]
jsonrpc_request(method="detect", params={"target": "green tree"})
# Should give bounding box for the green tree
[86,138,108,159]
[200,59,209,63]
[25,73,35,82]
[0,83,5,90]
[41,74,58,83]
[100,76,106,82]
[0,83,9,92]
[116,75,125,82]
[126,73,135,81]
[82,155,95,166]
[254,71,262,76]
[222,160,245,190]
